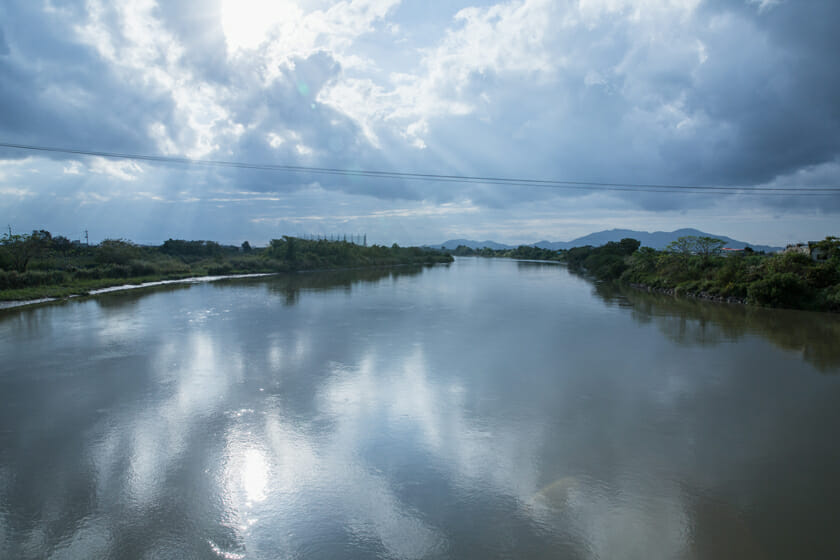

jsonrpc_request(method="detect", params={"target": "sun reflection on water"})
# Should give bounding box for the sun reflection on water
[224,440,270,512]
[241,448,269,505]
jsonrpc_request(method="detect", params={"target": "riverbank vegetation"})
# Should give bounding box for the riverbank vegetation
[566,235,840,312]
[447,235,840,312]
[0,232,452,301]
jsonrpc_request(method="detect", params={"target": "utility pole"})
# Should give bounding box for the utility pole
[84,230,89,246]
[7,224,11,237]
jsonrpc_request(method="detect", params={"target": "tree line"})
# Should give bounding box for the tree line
[0,232,452,300]
[447,244,563,260]
[566,235,840,312]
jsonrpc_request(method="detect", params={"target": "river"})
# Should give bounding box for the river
[2,257,839,559]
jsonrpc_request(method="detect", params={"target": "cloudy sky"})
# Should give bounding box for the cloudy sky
[1,0,838,246]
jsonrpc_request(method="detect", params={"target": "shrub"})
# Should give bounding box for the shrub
[747,272,814,308]
[805,262,840,289]
[129,260,157,277]
[823,285,840,312]
[207,264,233,275]
[0,270,66,289]
[95,239,140,265]
[675,280,699,296]
[766,253,811,275]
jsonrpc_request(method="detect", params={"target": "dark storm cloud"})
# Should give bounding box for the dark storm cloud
[674,0,840,185]
[426,0,840,211]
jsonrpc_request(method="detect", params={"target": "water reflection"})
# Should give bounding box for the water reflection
[590,282,840,372]
[94,283,192,310]
[197,265,431,308]
[2,259,840,558]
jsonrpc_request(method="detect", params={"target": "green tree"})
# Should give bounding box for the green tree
[667,236,696,255]
[161,239,223,258]
[96,239,140,265]
[747,272,814,308]
[0,233,40,272]
[618,238,641,255]
[695,236,725,258]
[812,236,840,260]
[284,236,297,262]
[666,235,724,258]
[52,235,73,258]
[0,231,52,272]
[626,246,658,275]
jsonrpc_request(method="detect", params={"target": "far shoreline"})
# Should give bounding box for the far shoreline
[0,235,454,310]
[0,272,276,311]
[0,260,455,311]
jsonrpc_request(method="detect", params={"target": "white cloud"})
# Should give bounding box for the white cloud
[231,0,401,83]
[76,191,113,205]
[220,0,303,52]
[316,78,395,147]
[318,0,558,148]
[63,161,84,175]
[266,133,285,148]
[748,0,782,13]
[148,122,180,156]
[295,144,313,156]
[250,199,479,224]
[75,0,242,158]
[0,158,31,182]
[316,0,708,150]
[0,157,33,168]
[577,0,700,20]
[0,187,33,198]
[89,157,144,181]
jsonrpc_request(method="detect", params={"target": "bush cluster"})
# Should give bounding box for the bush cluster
[588,236,840,312]
[565,238,640,280]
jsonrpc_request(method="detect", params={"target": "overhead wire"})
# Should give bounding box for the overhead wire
[1,141,839,196]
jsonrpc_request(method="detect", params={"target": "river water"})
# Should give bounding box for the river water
[2,257,839,559]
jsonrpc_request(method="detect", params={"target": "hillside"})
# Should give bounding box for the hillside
[438,229,782,253]
[437,239,515,250]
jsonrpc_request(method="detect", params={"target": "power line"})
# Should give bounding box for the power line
[1,141,839,196]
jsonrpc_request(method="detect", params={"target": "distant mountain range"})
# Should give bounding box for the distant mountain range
[436,228,782,253]
[435,238,515,251]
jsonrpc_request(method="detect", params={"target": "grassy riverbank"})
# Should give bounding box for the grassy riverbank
[0,233,452,301]
[565,236,840,312]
